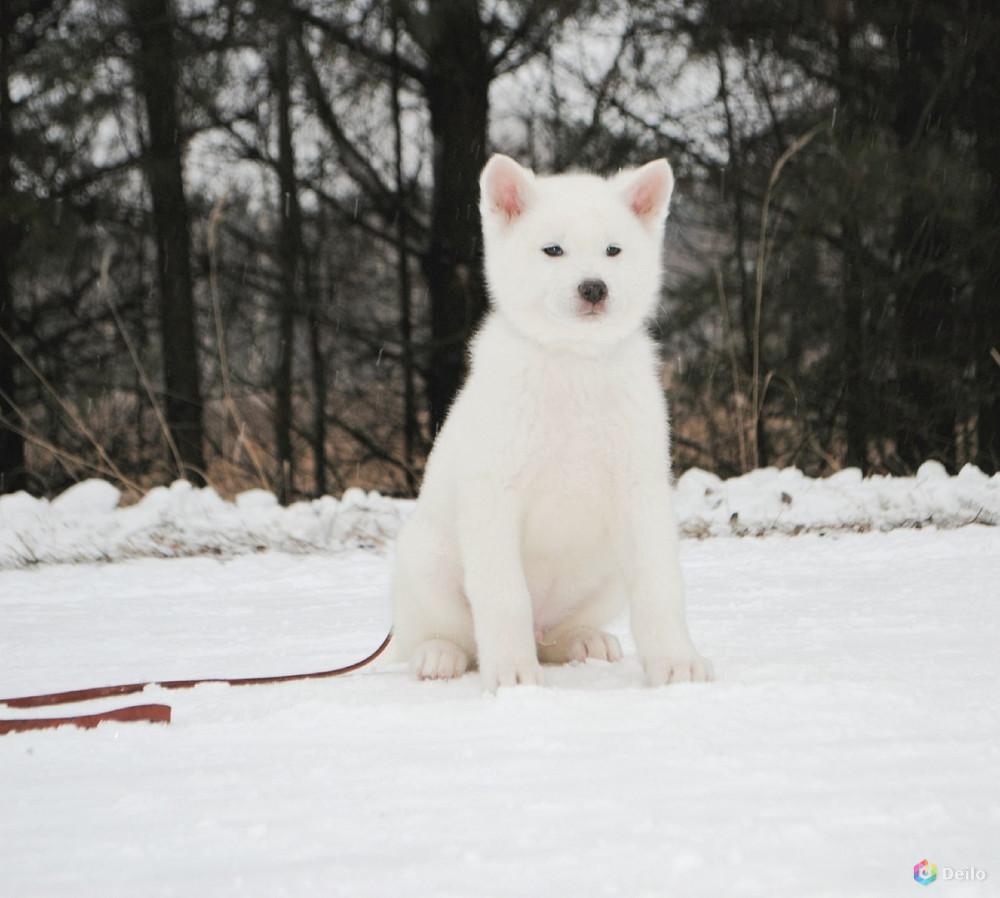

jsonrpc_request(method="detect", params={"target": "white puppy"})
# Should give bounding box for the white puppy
[389,154,713,690]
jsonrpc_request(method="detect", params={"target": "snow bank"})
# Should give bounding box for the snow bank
[674,460,1000,537]
[0,480,406,568]
[1,461,997,567]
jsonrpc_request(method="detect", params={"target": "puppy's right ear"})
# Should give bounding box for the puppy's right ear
[480,154,535,224]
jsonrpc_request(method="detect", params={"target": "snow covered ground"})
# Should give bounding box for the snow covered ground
[1,467,998,896]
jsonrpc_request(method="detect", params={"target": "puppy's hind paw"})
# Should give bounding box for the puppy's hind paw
[538,629,623,665]
[413,639,469,681]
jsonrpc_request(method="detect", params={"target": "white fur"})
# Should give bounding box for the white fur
[389,154,713,690]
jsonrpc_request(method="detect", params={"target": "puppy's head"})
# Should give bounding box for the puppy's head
[479,154,674,349]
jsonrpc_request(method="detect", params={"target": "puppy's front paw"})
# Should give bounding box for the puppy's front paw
[413,639,469,680]
[643,653,715,686]
[480,655,544,692]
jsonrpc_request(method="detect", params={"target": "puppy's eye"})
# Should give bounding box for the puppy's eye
[606,245,622,257]
[542,245,564,257]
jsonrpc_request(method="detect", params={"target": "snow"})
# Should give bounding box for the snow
[1,461,998,569]
[0,480,406,567]
[674,460,1000,536]
[1,468,998,896]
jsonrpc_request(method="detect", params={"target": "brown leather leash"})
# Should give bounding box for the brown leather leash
[0,630,393,736]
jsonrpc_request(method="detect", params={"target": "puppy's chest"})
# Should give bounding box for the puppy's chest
[510,369,649,580]
[508,366,647,483]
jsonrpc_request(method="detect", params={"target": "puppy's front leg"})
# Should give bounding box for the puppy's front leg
[628,486,714,686]
[458,487,543,691]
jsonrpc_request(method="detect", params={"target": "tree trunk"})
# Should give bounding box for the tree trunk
[391,12,419,494]
[0,247,23,494]
[128,0,205,484]
[890,11,957,472]
[840,214,869,471]
[835,17,869,471]
[0,0,27,493]
[305,255,327,498]
[969,11,1000,474]
[420,0,491,435]
[716,48,758,472]
[272,23,302,504]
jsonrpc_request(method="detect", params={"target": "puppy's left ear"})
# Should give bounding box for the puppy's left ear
[615,159,674,230]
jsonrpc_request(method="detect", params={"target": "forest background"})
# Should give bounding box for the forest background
[1,0,998,503]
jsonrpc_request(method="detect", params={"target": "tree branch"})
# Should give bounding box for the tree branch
[295,6,427,87]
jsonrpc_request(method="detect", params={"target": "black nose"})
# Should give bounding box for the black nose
[578,279,608,305]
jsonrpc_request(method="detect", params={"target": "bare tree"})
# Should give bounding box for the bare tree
[297,0,594,434]
[127,0,206,483]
